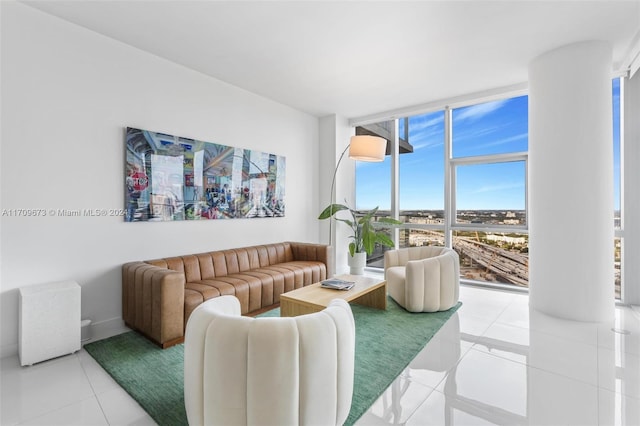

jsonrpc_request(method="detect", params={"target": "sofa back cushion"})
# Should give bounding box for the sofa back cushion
[196,253,215,280]
[386,246,448,267]
[147,242,298,282]
[266,243,294,265]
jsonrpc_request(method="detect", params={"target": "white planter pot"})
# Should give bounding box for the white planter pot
[348,252,367,275]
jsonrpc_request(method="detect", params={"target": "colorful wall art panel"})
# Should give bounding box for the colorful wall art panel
[125,127,285,221]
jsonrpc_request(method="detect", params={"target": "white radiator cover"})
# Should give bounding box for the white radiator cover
[19,280,81,366]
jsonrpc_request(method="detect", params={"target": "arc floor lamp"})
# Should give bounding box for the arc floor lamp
[328,135,387,245]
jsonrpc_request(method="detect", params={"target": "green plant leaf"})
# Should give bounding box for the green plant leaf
[362,223,377,255]
[378,217,403,225]
[376,233,395,248]
[320,203,401,256]
[318,204,349,220]
[336,218,354,228]
[360,207,378,223]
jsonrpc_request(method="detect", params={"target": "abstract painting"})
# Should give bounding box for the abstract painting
[125,127,285,221]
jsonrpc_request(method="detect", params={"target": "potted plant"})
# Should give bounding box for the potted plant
[318,203,402,274]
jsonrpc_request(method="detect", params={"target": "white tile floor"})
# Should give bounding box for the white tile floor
[359,286,640,426]
[1,285,639,425]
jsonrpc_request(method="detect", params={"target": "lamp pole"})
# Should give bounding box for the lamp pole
[328,144,351,246]
[325,135,387,247]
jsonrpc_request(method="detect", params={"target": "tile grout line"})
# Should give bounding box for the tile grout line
[76,350,112,425]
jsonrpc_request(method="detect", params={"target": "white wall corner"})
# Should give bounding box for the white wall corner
[318,115,355,276]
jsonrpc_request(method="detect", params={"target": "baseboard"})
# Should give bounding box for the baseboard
[0,317,129,359]
[0,342,18,359]
[83,317,130,346]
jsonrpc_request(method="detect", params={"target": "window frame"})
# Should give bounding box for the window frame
[450,152,529,234]
[355,80,623,297]
[613,76,624,300]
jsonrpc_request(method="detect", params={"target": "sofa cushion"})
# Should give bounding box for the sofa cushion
[123,242,332,348]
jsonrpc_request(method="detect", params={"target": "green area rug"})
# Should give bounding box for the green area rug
[85,297,460,426]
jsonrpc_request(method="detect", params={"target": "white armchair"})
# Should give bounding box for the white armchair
[184,295,355,426]
[384,246,460,312]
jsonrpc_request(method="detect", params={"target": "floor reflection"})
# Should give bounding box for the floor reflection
[358,287,640,425]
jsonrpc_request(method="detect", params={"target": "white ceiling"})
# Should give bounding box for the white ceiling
[23,0,640,119]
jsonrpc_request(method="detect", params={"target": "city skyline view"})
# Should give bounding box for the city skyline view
[355,82,621,296]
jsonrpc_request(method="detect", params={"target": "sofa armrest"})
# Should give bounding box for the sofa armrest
[288,242,334,278]
[404,257,441,312]
[404,250,460,312]
[122,261,186,347]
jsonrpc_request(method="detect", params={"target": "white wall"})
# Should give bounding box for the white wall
[0,2,320,357]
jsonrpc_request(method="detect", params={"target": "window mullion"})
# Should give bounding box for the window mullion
[444,107,453,248]
[391,119,400,248]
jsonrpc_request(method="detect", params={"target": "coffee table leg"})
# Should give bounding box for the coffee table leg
[280,300,293,317]
[351,284,387,310]
[280,300,322,317]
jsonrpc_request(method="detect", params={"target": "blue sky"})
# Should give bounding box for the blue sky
[357,82,621,212]
[613,78,621,212]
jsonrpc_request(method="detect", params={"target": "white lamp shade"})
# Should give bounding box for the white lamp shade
[348,135,387,162]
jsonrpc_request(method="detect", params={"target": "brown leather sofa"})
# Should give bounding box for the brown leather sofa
[122,242,333,348]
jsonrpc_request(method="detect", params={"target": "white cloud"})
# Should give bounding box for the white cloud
[455,99,509,122]
[412,142,439,150]
[474,132,528,150]
[411,135,444,151]
[408,127,444,151]
[408,114,444,132]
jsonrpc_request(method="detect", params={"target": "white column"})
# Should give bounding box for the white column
[319,115,338,248]
[623,72,640,305]
[528,41,614,322]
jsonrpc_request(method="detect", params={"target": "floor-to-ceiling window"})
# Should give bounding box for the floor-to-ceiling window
[354,122,394,268]
[355,84,623,296]
[613,77,622,299]
[397,111,446,252]
[356,94,529,290]
[450,95,529,288]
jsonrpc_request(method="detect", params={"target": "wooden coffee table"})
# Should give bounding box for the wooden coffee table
[280,274,387,317]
